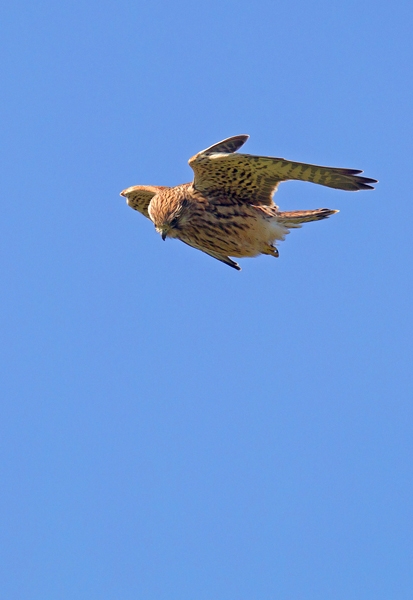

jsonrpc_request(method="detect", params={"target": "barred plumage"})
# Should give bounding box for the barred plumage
[121,135,377,270]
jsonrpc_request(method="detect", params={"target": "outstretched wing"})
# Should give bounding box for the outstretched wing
[120,185,169,219]
[189,135,377,207]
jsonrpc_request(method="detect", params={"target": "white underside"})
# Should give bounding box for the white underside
[265,218,301,243]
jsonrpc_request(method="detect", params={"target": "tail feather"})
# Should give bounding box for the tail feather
[278,208,338,227]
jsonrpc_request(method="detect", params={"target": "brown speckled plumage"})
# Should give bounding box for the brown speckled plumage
[120,135,377,270]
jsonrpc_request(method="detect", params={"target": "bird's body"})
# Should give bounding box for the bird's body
[148,183,298,264]
[121,135,377,270]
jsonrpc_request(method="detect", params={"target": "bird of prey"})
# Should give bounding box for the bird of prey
[120,135,377,270]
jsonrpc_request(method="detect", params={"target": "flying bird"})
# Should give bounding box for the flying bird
[120,135,377,270]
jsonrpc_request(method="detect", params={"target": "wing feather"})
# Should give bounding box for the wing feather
[193,134,249,156]
[189,137,377,206]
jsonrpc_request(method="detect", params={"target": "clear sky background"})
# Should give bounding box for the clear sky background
[1,1,412,598]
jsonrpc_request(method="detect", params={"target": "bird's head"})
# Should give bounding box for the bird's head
[148,188,194,240]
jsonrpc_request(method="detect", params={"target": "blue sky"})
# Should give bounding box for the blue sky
[1,1,412,598]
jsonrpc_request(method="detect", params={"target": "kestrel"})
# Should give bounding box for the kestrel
[120,135,377,270]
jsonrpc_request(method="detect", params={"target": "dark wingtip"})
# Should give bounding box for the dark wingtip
[336,169,378,191]
[358,183,376,190]
[343,168,364,175]
[356,177,378,190]
[228,260,241,270]
[359,176,378,184]
[348,175,378,191]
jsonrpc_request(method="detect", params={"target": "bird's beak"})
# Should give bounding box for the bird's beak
[161,230,167,241]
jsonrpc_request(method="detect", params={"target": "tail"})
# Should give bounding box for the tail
[278,208,339,228]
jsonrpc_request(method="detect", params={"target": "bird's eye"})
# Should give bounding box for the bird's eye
[170,216,179,228]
